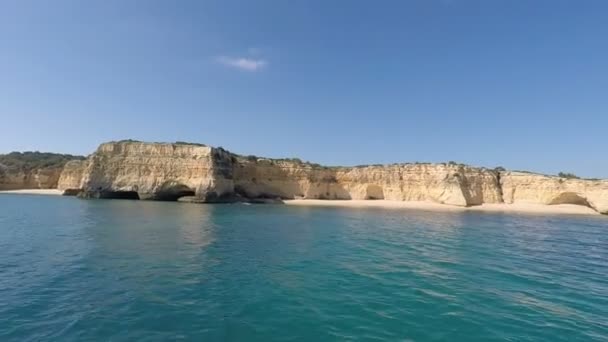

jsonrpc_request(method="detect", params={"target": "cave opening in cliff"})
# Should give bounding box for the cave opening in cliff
[155,183,196,201]
[548,192,592,208]
[365,185,385,200]
[102,191,140,200]
[155,190,196,201]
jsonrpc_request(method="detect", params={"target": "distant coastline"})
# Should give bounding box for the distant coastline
[1,140,607,216]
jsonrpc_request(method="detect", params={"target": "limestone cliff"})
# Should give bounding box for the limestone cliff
[56,160,87,195]
[0,166,63,190]
[59,141,235,201]
[233,160,502,206]
[53,140,607,214]
[0,152,84,190]
[501,172,608,214]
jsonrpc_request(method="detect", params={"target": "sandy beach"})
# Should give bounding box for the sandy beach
[0,189,63,196]
[284,199,601,216]
[0,190,600,215]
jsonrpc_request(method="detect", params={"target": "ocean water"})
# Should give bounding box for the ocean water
[1,195,607,341]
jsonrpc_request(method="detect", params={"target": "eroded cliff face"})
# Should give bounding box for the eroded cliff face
[233,160,502,206]
[55,141,504,207]
[56,160,87,195]
[53,141,608,214]
[59,142,235,201]
[0,152,85,191]
[0,166,63,190]
[501,172,608,214]
[334,164,502,205]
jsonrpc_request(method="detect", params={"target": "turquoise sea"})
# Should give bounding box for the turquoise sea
[1,194,607,341]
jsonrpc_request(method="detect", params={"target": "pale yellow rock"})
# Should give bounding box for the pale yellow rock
[70,141,234,200]
[332,164,502,206]
[57,160,87,192]
[52,140,608,214]
[0,166,63,190]
[231,161,502,207]
[501,172,608,214]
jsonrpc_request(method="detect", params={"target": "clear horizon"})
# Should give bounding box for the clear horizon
[1,1,607,178]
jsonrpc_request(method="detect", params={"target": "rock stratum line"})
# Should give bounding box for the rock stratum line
[2,140,607,214]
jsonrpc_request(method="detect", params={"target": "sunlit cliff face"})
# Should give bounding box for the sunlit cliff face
[54,141,608,214]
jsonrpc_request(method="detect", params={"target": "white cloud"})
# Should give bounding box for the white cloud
[216,56,267,72]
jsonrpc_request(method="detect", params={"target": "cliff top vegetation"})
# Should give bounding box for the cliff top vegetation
[0,152,85,172]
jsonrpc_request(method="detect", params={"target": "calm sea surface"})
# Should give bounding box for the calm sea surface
[1,194,607,341]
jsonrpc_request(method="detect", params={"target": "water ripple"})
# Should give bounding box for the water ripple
[0,195,607,341]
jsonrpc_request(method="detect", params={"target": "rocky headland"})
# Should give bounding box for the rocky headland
[2,140,607,215]
[0,152,85,190]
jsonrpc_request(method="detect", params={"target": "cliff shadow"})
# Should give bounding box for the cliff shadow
[155,182,196,201]
[233,161,354,200]
[80,190,141,200]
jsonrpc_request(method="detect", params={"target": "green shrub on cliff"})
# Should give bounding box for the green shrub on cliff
[175,141,206,147]
[558,172,580,179]
[0,152,85,172]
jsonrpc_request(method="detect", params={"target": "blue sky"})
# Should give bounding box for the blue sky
[1,1,607,177]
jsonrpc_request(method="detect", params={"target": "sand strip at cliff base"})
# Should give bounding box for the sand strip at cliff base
[284,200,600,216]
[469,203,598,215]
[0,189,63,196]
